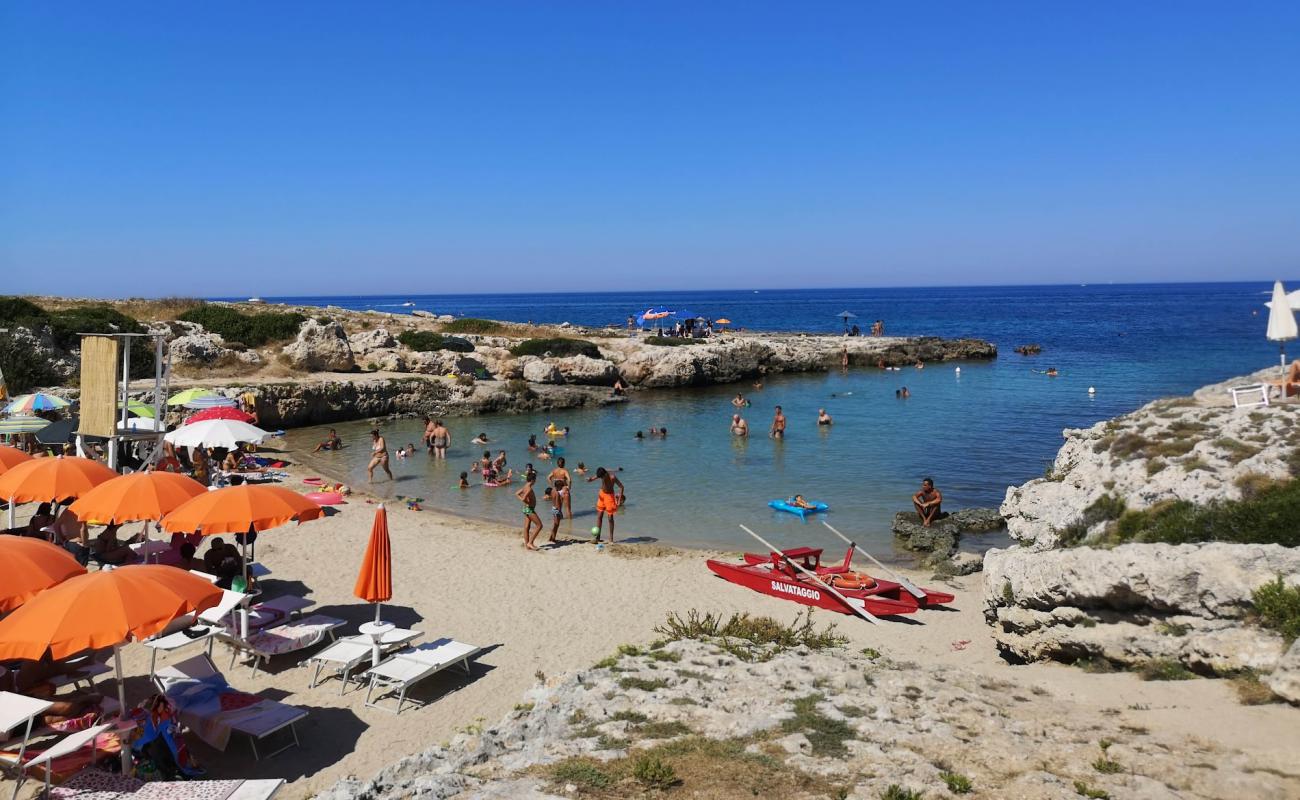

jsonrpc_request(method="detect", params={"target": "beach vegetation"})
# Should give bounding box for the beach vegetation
[648,649,680,663]
[509,337,601,359]
[1137,659,1195,681]
[1145,458,1166,475]
[1252,576,1300,644]
[0,299,157,387]
[1214,437,1261,464]
[782,694,855,757]
[1108,432,1150,459]
[636,720,693,739]
[1181,456,1213,472]
[610,710,648,724]
[1149,438,1197,459]
[939,770,973,793]
[644,337,702,346]
[595,734,629,750]
[1235,472,1283,500]
[618,676,668,692]
[631,754,679,789]
[653,608,846,663]
[440,317,506,334]
[0,332,63,393]
[513,702,534,712]
[1091,754,1123,774]
[1073,656,1117,674]
[178,304,305,346]
[396,330,474,353]
[454,373,475,387]
[1055,495,1126,546]
[1074,780,1110,799]
[1155,621,1191,637]
[550,759,615,790]
[1229,669,1281,705]
[880,786,924,800]
[1167,418,1209,436]
[1096,482,1300,548]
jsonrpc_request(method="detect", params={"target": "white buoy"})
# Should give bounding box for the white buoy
[1088,386,1096,395]
[954,367,961,373]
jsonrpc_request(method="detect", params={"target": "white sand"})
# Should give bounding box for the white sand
[8,479,1300,798]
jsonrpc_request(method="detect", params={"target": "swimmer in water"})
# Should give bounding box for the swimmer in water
[732,392,749,408]
[817,409,833,426]
[471,432,489,444]
[458,472,470,489]
[730,414,749,437]
[1046,367,1059,377]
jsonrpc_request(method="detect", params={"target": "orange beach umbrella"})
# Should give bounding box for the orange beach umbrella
[0,455,119,528]
[354,504,392,623]
[0,537,86,613]
[0,445,33,477]
[160,485,323,536]
[69,472,208,525]
[0,565,222,711]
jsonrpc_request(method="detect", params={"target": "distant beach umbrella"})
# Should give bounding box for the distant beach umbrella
[120,400,156,419]
[837,311,857,333]
[1267,280,1297,374]
[34,416,78,446]
[184,407,255,425]
[184,395,239,410]
[167,388,215,406]
[0,416,51,435]
[164,418,269,450]
[4,393,70,415]
[715,318,732,325]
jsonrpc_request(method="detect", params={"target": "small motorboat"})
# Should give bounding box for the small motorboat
[706,545,954,619]
[769,499,828,518]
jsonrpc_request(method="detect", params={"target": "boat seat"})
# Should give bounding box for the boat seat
[777,546,822,559]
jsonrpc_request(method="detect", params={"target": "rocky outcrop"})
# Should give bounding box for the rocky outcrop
[552,355,618,385]
[522,359,563,384]
[348,327,396,355]
[1266,640,1300,703]
[317,638,1298,800]
[7,325,77,380]
[984,543,1300,676]
[1000,389,1296,550]
[406,351,485,377]
[892,507,1004,562]
[168,332,229,366]
[280,320,356,372]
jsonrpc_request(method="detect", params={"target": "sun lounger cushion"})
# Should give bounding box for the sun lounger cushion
[154,656,305,752]
[51,768,284,799]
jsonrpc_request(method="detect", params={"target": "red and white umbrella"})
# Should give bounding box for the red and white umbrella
[185,407,255,425]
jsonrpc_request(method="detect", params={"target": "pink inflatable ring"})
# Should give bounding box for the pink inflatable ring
[305,491,345,505]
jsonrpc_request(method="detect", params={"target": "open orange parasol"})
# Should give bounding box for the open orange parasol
[0,456,119,505]
[0,445,33,477]
[68,472,208,525]
[159,484,323,536]
[0,537,86,613]
[0,565,222,711]
[354,504,392,622]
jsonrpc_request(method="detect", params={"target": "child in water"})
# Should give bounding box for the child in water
[788,494,815,509]
[458,472,470,489]
[544,485,563,543]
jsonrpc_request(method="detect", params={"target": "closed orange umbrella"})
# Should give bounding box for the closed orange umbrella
[68,472,208,525]
[0,565,221,711]
[0,537,86,613]
[0,445,33,477]
[354,505,392,622]
[159,485,323,536]
[0,456,118,505]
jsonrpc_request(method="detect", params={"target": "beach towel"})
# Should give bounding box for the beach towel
[155,671,261,751]
[243,615,342,656]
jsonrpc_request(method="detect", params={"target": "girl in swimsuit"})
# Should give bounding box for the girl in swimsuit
[367,430,393,482]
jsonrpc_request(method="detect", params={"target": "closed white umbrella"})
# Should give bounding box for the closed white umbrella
[164,419,269,450]
[1266,281,1297,374]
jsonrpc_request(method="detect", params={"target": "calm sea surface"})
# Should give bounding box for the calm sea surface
[244,284,1282,558]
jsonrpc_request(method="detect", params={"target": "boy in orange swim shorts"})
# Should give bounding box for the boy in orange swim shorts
[586,466,625,543]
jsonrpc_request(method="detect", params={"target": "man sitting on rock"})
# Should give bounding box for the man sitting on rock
[912,478,943,528]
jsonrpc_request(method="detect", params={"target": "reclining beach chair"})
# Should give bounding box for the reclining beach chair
[0,691,52,800]
[219,614,345,675]
[307,627,422,694]
[1268,361,1300,398]
[362,638,482,714]
[153,654,306,760]
[8,722,114,799]
[215,594,314,634]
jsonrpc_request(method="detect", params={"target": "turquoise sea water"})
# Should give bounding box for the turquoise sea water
[268,283,1285,558]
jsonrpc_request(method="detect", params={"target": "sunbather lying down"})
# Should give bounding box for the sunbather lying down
[1,654,109,728]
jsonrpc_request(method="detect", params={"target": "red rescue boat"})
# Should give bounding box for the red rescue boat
[706,545,955,619]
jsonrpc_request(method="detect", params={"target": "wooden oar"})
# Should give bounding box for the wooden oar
[821,520,926,599]
[738,525,879,625]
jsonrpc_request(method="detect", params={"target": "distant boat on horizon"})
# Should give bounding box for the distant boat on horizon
[247,297,265,303]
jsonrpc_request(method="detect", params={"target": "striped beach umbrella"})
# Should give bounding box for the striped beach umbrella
[184,395,238,410]
[4,393,70,415]
[0,417,52,435]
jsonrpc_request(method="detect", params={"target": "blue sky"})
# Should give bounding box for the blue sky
[2,2,1298,297]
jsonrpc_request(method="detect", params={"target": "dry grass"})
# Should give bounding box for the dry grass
[1229,671,1280,705]
[28,295,203,321]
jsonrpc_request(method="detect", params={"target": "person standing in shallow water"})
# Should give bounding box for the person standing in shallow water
[367,429,393,482]
[912,478,942,527]
[586,467,625,544]
[770,405,786,439]
[516,477,542,550]
[548,457,573,519]
[430,420,451,459]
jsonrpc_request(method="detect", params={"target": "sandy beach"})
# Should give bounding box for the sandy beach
[4,461,1290,799]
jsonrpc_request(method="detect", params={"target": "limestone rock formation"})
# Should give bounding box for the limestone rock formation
[348,327,396,355]
[1265,640,1300,703]
[892,507,1004,560]
[280,319,356,372]
[984,543,1300,675]
[168,332,231,366]
[522,359,563,384]
[552,355,618,385]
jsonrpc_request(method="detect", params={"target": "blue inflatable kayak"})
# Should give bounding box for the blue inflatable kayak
[768,499,829,518]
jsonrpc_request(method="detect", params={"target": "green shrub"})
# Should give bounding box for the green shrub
[939,770,973,794]
[441,317,505,334]
[782,694,855,757]
[618,677,668,692]
[645,337,702,346]
[1137,659,1194,681]
[881,786,924,800]
[1103,481,1300,548]
[550,759,614,790]
[396,330,474,353]
[0,296,48,323]
[1056,495,1126,546]
[504,378,535,397]
[654,608,846,662]
[1230,669,1281,705]
[178,304,305,346]
[454,373,475,387]
[1073,780,1110,799]
[1253,576,1300,644]
[0,299,156,384]
[632,754,678,789]
[508,337,601,359]
[0,332,63,392]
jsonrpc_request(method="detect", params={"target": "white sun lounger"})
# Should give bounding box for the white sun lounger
[307,628,423,694]
[154,654,306,760]
[220,614,345,675]
[50,770,285,798]
[362,638,481,714]
[0,691,53,800]
[17,722,114,798]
